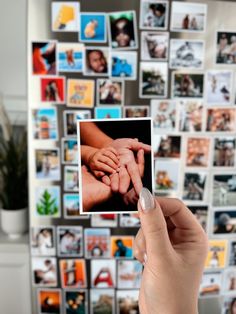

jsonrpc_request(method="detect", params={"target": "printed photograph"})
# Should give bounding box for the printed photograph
[80,13,107,43]
[31,226,56,256]
[155,159,180,193]
[95,106,122,119]
[153,135,181,158]
[62,138,78,164]
[141,31,169,61]
[91,259,116,288]
[116,290,139,314]
[123,106,150,118]
[183,172,207,202]
[63,194,81,219]
[32,41,57,75]
[222,297,236,314]
[35,186,61,218]
[64,290,87,314]
[186,137,211,167]
[35,148,60,181]
[37,289,61,314]
[169,39,205,69]
[213,210,236,235]
[151,100,176,132]
[57,42,84,72]
[64,110,91,137]
[110,236,134,258]
[199,272,222,297]
[172,72,204,98]
[140,0,169,30]
[32,257,57,287]
[60,259,86,289]
[67,79,95,108]
[229,241,236,266]
[205,239,228,269]
[64,166,79,192]
[97,79,124,106]
[140,62,168,98]
[40,77,65,103]
[84,228,110,259]
[51,1,80,32]
[117,260,142,289]
[57,226,83,257]
[171,2,207,33]
[108,11,138,49]
[91,214,118,228]
[188,206,208,232]
[216,31,236,65]
[212,174,236,207]
[119,213,140,228]
[84,47,109,76]
[111,51,137,80]
[32,108,58,140]
[206,108,236,132]
[213,137,235,167]
[77,119,153,214]
[178,100,203,132]
[90,289,115,314]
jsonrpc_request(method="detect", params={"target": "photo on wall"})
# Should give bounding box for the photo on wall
[31,226,56,256]
[153,135,181,158]
[178,100,203,132]
[51,1,80,32]
[172,72,204,99]
[32,41,57,76]
[95,106,122,119]
[183,172,207,202]
[188,205,208,232]
[32,108,58,140]
[205,240,228,269]
[116,290,139,314]
[64,166,79,192]
[84,228,110,259]
[35,148,61,181]
[90,289,115,314]
[60,259,87,289]
[212,174,236,207]
[199,272,222,297]
[63,110,91,137]
[186,137,211,168]
[57,226,83,257]
[91,259,116,288]
[119,213,140,228]
[117,260,142,289]
[32,257,57,287]
[222,268,236,295]
[91,214,118,228]
[63,193,81,219]
[151,99,176,133]
[67,79,95,108]
[57,42,85,73]
[213,137,236,168]
[37,289,62,314]
[111,51,137,80]
[110,236,134,259]
[64,290,88,314]
[97,79,124,106]
[229,241,236,266]
[216,31,236,65]
[123,106,150,118]
[40,76,65,103]
[62,138,78,164]
[206,108,236,132]
[140,0,169,30]
[84,47,110,76]
[212,210,236,236]
[141,31,169,61]
[79,12,107,43]
[35,186,61,218]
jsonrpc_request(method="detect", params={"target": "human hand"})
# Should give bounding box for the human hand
[134,188,208,314]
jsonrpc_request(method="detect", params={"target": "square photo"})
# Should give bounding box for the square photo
[216,31,236,65]
[32,108,58,140]
[212,210,236,236]
[31,226,56,256]
[111,51,137,80]
[213,137,236,167]
[140,0,169,30]
[63,194,82,219]
[80,13,107,43]
[110,236,134,259]
[84,48,109,76]
[77,119,153,214]
[64,110,91,137]
[116,290,139,314]
[64,166,79,192]
[57,226,83,257]
[188,206,208,232]
[95,106,122,119]
[222,297,236,314]
[57,43,84,73]
[35,186,61,218]
[60,259,87,289]
[212,174,236,207]
[199,272,222,297]
[51,1,80,32]
[178,100,203,132]
[35,148,60,181]
[67,79,95,108]
[62,138,78,164]
[172,72,204,99]
[40,77,65,103]
[97,79,124,106]
[90,289,115,314]
[32,41,57,76]
[141,31,169,61]
[64,290,88,314]
[151,100,176,133]
[123,106,150,118]
[229,241,236,266]
[119,213,140,228]
[186,137,211,167]
[117,260,142,289]
[32,257,57,287]
[206,108,236,132]
[183,172,207,202]
[222,268,236,295]
[205,240,228,269]
[84,228,110,259]
[91,259,116,288]
[153,135,181,158]
[154,159,180,193]
[91,214,118,228]
[37,289,62,314]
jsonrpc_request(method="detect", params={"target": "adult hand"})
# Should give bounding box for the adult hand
[134,188,208,314]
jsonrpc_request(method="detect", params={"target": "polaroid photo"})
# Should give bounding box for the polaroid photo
[182,172,207,203]
[111,51,137,80]
[119,213,141,228]
[116,290,139,314]
[90,289,115,314]
[216,31,236,65]
[212,174,236,207]
[186,137,211,168]
[60,259,87,289]
[117,260,143,289]
[35,148,61,181]
[37,289,62,314]
[154,159,180,193]
[77,119,153,214]
[172,72,205,99]
[199,272,222,298]
[67,79,95,108]
[64,194,83,219]
[205,70,233,105]
[139,61,168,98]
[84,47,110,76]
[51,2,80,32]
[62,138,78,165]
[188,205,208,232]
[170,2,207,33]
[94,106,122,119]
[169,39,205,70]
[79,12,107,43]
[222,267,236,295]
[35,186,61,218]
[151,99,176,133]
[91,259,116,288]
[63,110,91,137]
[31,226,56,256]
[211,209,236,237]
[108,10,138,50]
[123,106,150,118]
[57,226,83,257]
[140,0,169,30]
[32,41,57,76]
[40,76,65,104]
[91,214,118,228]
[205,239,228,270]
[84,228,111,259]
[178,100,203,132]
[97,79,125,106]
[32,257,57,287]
[213,137,236,168]
[222,297,236,314]
[206,108,236,132]
[141,31,169,61]
[64,166,79,192]
[57,42,84,73]
[32,108,58,140]
[153,135,181,158]
[64,290,88,314]
[110,236,134,259]
[229,240,236,266]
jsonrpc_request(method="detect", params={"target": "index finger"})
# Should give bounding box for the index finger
[128,139,151,153]
[127,161,143,195]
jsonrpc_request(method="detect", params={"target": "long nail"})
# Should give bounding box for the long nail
[139,188,155,213]
[143,252,148,266]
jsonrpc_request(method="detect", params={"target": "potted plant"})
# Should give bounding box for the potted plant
[0,104,28,239]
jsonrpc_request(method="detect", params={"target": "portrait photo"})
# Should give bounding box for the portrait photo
[84,228,110,259]
[64,110,91,137]
[35,148,60,181]
[151,100,176,133]
[154,159,180,193]
[51,1,80,32]
[32,108,58,140]
[67,79,95,108]
[91,259,116,288]
[111,51,137,80]
[110,236,134,259]
[32,257,57,287]
[32,41,57,76]
[186,137,211,167]
[35,186,61,218]
[31,226,56,256]
[57,42,84,73]
[97,79,124,106]
[212,174,236,207]
[84,47,109,76]
[183,172,207,202]
[178,100,203,132]
[80,12,107,43]
[172,72,204,98]
[57,226,83,257]
[212,210,236,236]
[140,0,169,30]
[216,31,236,65]
[213,137,235,167]
[40,77,65,103]
[206,108,236,132]
[141,31,169,61]
[60,259,86,289]
[37,289,62,314]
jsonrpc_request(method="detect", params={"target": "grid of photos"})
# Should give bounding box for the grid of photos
[29,1,236,313]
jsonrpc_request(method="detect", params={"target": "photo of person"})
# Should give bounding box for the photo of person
[91,259,116,288]
[155,159,180,193]
[51,1,80,32]
[116,290,139,314]
[216,31,236,65]
[199,272,222,297]
[57,226,83,257]
[188,206,208,232]
[119,213,140,228]
[57,42,84,72]
[62,139,78,164]
[169,39,205,69]
[213,137,235,167]
[178,100,203,132]
[172,72,204,98]
[183,172,207,202]
[77,119,153,214]
[213,210,236,235]
[35,186,61,218]
[212,174,236,207]
[64,290,87,314]
[141,31,169,61]
[206,108,236,132]
[95,106,122,119]
[64,166,79,192]
[171,2,207,33]
[35,148,60,181]
[80,13,107,43]
[97,79,124,106]
[205,70,233,105]
[111,51,137,80]
[151,100,176,133]
[31,226,56,256]
[90,289,115,314]
[205,240,228,269]
[140,0,169,30]
[153,135,181,158]
[110,236,134,258]
[84,48,109,76]
[123,106,150,118]
[117,260,143,289]
[40,77,65,103]
[84,228,110,259]
[64,194,83,219]
[91,214,118,228]
[37,289,62,314]
[60,259,86,289]
[222,297,236,314]
[32,257,57,287]
[186,137,211,167]
[223,269,236,295]
[229,241,236,266]
[32,41,57,75]
[32,108,58,140]
[64,110,91,137]
[108,11,138,49]
[67,79,95,108]
[140,62,168,98]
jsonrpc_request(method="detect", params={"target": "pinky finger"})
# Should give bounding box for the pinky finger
[102,175,111,186]
[94,170,106,178]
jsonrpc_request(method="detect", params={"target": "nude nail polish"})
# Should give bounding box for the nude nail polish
[139,188,155,212]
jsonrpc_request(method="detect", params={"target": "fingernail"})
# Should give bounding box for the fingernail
[143,253,148,266]
[139,188,155,212]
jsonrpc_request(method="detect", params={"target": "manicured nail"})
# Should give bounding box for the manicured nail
[143,252,148,266]
[139,188,155,212]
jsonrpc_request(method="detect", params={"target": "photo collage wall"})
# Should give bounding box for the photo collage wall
[29,0,236,313]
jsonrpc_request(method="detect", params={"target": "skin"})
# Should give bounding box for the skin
[87,51,107,73]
